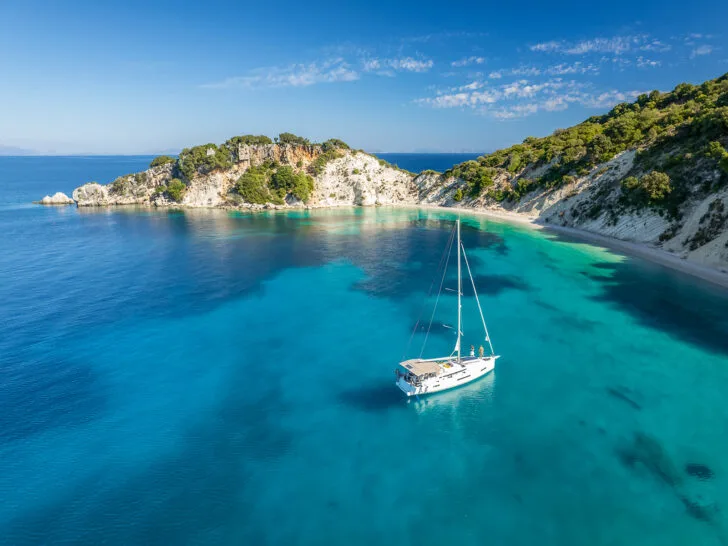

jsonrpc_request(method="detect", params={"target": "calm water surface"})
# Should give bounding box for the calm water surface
[375,152,481,172]
[1,157,728,545]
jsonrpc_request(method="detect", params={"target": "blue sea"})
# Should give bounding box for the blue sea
[2,155,728,545]
[374,153,481,172]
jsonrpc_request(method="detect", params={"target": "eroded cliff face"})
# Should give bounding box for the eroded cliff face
[73,164,174,206]
[312,153,417,207]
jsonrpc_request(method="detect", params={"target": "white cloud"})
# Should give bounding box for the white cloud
[510,66,542,77]
[487,62,598,79]
[530,35,647,56]
[686,33,713,41]
[691,45,714,58]
[363,59,381,71]
[566,36,635,55]
[545,62,599,75]
[636,56,661,68]
[490,88,642,119]
[394,57,434,71]
[415,88,500,108]
[530,41,562,52]
[492,103,539,119]
[202,58,358,89]
[542,97,570,111]
[578,89,643,108]
[451,56,486,67]
[640,39,671,52]
[363,56,434,73]
[415,76,643,119]
[415,78,577,111]
[459,81,484,91]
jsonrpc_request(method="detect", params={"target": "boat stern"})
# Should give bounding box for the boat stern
[395,374,417,396]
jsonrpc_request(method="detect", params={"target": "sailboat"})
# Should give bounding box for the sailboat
[395,219,499,396]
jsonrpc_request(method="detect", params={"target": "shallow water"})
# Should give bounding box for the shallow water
[2,158,728,545]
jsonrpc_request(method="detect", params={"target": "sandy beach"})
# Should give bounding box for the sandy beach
[395,204,728,290]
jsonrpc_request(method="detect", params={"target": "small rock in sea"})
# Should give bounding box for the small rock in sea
[35,192,74,205]
[685,463,714,480]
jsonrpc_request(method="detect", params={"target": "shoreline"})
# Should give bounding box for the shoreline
[397,203,728,290]
[40,199,728,289]
[537,223,728,290]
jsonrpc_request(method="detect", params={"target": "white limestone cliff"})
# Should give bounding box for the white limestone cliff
[35,192,75,205]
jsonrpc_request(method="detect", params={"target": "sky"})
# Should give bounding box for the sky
[1,0,728,154]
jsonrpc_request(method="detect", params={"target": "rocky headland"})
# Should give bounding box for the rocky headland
[45,73,728,283]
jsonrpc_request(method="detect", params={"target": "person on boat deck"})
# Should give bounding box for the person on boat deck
[479,345,485,358]
[470,345,475,357]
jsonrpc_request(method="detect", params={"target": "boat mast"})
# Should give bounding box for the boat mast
[461,239,495,356]
[457,218,462,363]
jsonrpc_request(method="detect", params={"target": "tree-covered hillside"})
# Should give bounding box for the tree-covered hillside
[141,133,349,204]
[446,72,728,211]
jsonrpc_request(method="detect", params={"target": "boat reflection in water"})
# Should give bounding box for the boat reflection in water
[408,369,496,413]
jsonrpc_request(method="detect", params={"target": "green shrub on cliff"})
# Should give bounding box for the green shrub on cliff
[621,171,672,203]
[277,132,310,146]
[149,155,176,168]
[621,176,640,191]
[446,161,495,198]
[640,171,673,201]
[234,166,275,204]
[721,156,728,175]
[706,141,727,160]
[178,144,232,180]
[270,165,314,202]
[109,176,128,195]
[706,141,728,174]
[321,138,350,152]
[224,135,273,148]
[308,150,343,176]
[167,178,186,202]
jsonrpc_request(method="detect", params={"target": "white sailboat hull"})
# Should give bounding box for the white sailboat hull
[396,356,497,397]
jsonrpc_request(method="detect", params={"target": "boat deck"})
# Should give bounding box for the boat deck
[399,356,492,378]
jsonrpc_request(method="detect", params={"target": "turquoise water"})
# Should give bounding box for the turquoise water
[2,158,728,545]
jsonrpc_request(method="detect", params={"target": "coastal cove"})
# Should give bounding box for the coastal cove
[3,156,728,544]
[405,204,728,289]
[48,74,728,281]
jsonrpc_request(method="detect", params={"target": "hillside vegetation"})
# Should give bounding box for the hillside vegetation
[142,133,349,204]
[446,73,728,214]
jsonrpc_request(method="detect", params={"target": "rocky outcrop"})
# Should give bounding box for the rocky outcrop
[70,146,417,209]
[312,153,416,207]
[73,183,111,206]
[74,164,174,206]
[233,143,320,169]
[35,192,74,205]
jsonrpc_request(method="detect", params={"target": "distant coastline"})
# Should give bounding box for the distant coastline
[374,152,482,173]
